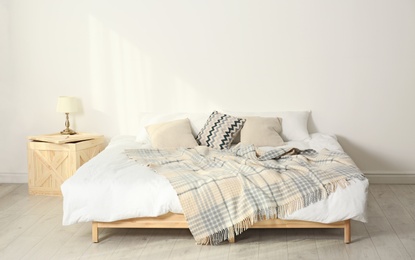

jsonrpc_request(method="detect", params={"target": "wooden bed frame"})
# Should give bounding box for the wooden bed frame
[92,213,351,244]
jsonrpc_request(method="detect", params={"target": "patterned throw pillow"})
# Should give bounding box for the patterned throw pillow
[196,111,246,150]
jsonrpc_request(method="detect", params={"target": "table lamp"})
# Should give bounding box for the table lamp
[56,96,79,135]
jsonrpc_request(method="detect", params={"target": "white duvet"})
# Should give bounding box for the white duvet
[61,133,368,226]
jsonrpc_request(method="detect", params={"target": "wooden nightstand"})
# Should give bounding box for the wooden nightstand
[27,133,106,196]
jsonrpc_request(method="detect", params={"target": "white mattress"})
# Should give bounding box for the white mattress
[61,133,368,226]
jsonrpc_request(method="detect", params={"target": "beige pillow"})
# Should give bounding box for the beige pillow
[146,118,198,149]
[240,116,284,147]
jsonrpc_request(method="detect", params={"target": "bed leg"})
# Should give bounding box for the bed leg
[92,222,99,243]
[229,236,235,243]
[344,219,351,244]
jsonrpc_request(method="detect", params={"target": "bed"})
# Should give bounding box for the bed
[61,111,368,245]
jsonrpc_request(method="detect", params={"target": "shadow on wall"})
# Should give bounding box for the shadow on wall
[308,112,403,174]
[87,14,221,136]
[307,112,318,134]
[337,135,404,173]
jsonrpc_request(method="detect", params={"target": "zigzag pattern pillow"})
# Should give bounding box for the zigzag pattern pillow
[197,111,246,150]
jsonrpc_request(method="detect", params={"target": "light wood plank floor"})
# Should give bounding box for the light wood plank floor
[0,184,414,260]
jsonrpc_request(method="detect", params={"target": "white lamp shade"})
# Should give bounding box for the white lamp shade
[56,96,79,113]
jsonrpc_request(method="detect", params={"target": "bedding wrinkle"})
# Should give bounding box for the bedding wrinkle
[61,134,368,230]
[126,144,366,245]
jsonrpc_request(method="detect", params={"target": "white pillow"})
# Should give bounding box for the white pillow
[224,111,310,141]
[146,118,198,149]
[136,112,209,144]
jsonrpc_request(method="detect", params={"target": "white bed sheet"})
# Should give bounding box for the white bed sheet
[61,133,368,226]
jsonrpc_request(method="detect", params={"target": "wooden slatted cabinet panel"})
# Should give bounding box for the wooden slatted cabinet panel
[27,133,106,196]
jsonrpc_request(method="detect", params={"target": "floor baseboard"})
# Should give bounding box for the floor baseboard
[0,172,28,183]
[1,172,415,184]
[364,172,415,184]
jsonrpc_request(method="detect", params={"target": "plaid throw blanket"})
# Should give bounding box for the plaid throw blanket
[126,144,366,245]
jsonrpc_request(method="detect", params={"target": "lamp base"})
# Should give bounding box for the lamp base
[60,128,77,135]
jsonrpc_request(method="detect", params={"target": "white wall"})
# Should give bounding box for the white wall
[2,0,415,182]
[0,0,22,181]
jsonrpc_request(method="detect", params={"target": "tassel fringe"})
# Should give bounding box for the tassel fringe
[197,177,363,245]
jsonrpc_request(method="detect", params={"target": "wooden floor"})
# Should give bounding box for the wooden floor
[0,184,414,260]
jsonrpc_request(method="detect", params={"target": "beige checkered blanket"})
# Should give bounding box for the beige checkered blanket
[126,144,366,245]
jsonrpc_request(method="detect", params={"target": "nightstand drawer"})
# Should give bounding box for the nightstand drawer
[27,134,106,196]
